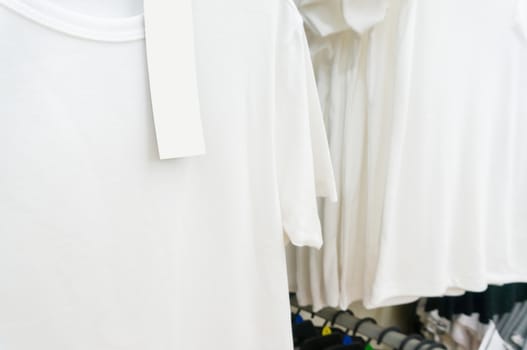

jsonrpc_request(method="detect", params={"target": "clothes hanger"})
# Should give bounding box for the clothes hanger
[327,310,351,335]
[414,339,446,350]
[397,334,424,350]
[307,310,370,350]
[375,326,401,349]
[293,320,318,347]
[299,317,344,350]
[351,317,377,349]
[323,311,368,350]
[352,317,377,342]
[300,333,344,350]
[308,311,347,337]
[324,341,365,350]
[414,340,436,350]
[293,308,309,325]
[292,308,318,347]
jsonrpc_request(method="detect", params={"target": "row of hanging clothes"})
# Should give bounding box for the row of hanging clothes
[287,0,527,315]
[291,295,446,350]
[417,283,527,350]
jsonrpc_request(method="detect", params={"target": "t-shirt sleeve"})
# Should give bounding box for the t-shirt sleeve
[303,35,338,202]
[274,3,337,249]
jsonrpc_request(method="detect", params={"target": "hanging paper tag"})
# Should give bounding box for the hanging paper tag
[322,326,332,336]
[144,0,206,159]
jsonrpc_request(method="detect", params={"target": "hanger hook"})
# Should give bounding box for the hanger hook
[398,334,424,350]
[376,326,401,346]
[352,317,377,337]
[415,340,445,350]
[331,310,347,327]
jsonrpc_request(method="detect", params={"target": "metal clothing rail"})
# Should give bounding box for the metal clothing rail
[291,296,446,350]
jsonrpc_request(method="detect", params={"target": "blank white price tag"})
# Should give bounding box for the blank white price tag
[144,0,206,159]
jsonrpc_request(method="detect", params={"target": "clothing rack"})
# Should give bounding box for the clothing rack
[291,296,445,350]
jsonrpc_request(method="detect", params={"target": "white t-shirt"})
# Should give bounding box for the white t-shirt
[289,0,386,311]
[363,0,527,308]
[0,0,336,349]
[291,0,527,311]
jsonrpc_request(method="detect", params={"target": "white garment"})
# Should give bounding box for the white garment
[479,322,510,350]
[287,4,357,311]
[289,0,386,311]
[290,0,527,311]
[418,309,489,350]
[451,314,489,350]
[50,0,143,17]
[364,0,527,308]
[287,1,353,310]
[293,0,388,37]
[0,0,336,349]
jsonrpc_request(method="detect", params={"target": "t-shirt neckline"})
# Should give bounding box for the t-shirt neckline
[0,0,145,42]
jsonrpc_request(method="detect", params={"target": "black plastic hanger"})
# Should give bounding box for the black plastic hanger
[376,326,401,349]
[299,316,345,350]
[353,317,377,337]
[318,311,368,350]
[352,317,377,344]
[324,343,365,350]
[331,310,362,340]
[398,334,424,350]
[300,333,344,350]
[293,320,318,347]
[414,339,446,350]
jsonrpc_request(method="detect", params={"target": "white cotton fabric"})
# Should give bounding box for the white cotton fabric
[288,0,353,311]
[289,0,527,311]
[364,0,527,308]
[479,322,508,350]
[0,0,336,349]
[288,0,385,311]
